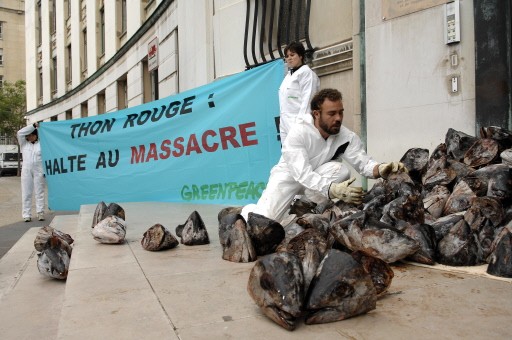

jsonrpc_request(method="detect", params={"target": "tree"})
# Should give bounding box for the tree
[0,80,27,176]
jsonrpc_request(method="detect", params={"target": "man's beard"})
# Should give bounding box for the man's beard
[319,120,341,136]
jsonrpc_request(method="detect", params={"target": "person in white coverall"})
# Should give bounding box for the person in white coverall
[17,123,45,222]
[278,41,320,142]
[242,88,406,223]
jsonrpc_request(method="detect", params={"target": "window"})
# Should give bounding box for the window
[277,0,306,45]
[121,0,127,34]
[80,0,86,21]
[143,0,156,19]
[143,60,159,102]
[51,56,57,94]
[142,59,150,103]
[97,91,106,114]
[50,116,58,122]
[151,70,159,101]
[0,48,3,66]
[65,110,72,120]
[66,45,72,85]
[81,102,88,118]
[0,76,4,88]
[65,0,71,20]
[99,6,105,55]
[38,68,43,100]
[82,29,87,72]
[37,2,42,45]
[117,77,127,110]
[0,22,3,39]
[243,0,310,68]
[50,0,56,34]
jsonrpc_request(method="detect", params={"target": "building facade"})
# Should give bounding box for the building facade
[0,0,26,87]
[24,0,511,168]
[0,0,26,146]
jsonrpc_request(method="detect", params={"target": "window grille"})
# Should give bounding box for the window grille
[243,0,313,69]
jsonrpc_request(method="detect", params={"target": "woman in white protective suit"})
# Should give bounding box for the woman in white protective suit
[242,88,406,223]
[278,41,320,143]
[17,122,45,222]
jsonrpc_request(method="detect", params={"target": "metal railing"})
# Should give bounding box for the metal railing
[243,0,313,69]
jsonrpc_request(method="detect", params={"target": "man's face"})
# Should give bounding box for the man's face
[285,51,303,69]
[313,98,344,139]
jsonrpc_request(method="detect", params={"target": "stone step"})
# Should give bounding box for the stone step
[0,215,79,339]
[56,202,181,339]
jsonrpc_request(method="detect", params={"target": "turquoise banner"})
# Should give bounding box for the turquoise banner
[39,60,285,211]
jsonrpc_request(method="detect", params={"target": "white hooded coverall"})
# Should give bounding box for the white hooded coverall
[278,64,320,142]
[242,120,379,222]
[17,125,45,219]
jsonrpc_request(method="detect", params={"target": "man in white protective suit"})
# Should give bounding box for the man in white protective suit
[241,88,406,223]
[17,122,45,222]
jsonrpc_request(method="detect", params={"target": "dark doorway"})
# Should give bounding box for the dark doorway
[474,0,512,132]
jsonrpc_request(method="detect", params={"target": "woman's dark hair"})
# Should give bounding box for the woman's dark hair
[26,129,38,140]
[284,41,306,58]
[310,89,343,112]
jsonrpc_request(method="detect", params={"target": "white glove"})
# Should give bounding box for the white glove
[328,177,364,204]
[378,162,407,179]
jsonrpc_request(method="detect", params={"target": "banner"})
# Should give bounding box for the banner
[39,60,285,210]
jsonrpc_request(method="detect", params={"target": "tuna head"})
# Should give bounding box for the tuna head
[403,223,438,265]
[246,212,285,256]
[247,252,304,331]
[91,201,107,228]
[285,228,329,294]
[330,211,420,263]
[178,211,210,246]
[141,224,179,251]
[37,236,71,280]
[399,147,430,184]
[351,251,395,297]
[34,225,74,252]
[92,215,127,244]
[445,128,478,161]
[486,222,512,278]
[305,249,377,324]
[436,219,480,266]
[218,213,256,263]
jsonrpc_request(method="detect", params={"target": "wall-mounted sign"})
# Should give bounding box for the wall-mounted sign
[311,40,353,76]
[148,37,158,71]
[382,0,449,20]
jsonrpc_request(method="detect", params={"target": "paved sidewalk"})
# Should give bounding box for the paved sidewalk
[0,200,511,339]
[0,175,76,258]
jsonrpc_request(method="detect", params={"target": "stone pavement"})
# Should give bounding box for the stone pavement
[0,175,76,258]
[0,176,511,339]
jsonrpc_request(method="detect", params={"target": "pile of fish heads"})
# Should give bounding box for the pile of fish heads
[247,249,393,330]
[34,226,74,280]
[395,126,512,277]
[233,126,511,329]
[275,126,511,277]
[218,208,285,263]
[218,208,394,330]
[91,202,127,244]
[306,126,511,276]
